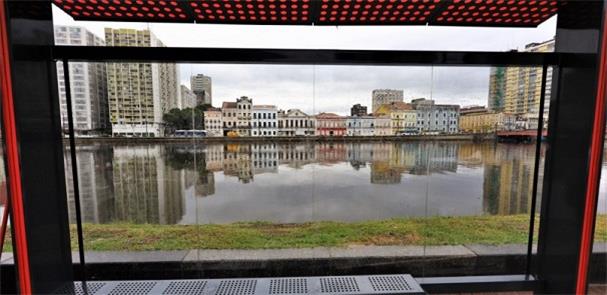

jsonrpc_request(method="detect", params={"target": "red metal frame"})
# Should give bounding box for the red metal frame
[0,0,32,294]
[576,6,607,295]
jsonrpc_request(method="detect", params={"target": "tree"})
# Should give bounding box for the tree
[162,104,212,134]
[163,108,188,133]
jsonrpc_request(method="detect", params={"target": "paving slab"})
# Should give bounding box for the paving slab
[328,245,419,258]
[593,242,607,253]
[421,245,477,257]
[184,248,331,262]
[72,250,189,264]
[465,244,531,256]
[0,252,13,264]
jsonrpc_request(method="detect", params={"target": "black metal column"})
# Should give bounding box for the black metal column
[537,1,607,293]
[3,0,73,293]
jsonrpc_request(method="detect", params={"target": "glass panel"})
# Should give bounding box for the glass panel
[589,125,607,289]
[57,61,555,279]
[0,125,9,268]
[52,18,557,280]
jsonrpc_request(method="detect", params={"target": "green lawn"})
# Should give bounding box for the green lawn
[2,215,606,252]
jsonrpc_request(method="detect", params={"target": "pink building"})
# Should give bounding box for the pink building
[315,112,346,136]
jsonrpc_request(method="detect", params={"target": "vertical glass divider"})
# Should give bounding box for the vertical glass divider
[62,59,87,285]
[526,64,549,277]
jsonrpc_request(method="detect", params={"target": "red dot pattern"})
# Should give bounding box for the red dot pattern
[52,0,562,27]
[52,0,190,22]
[318,0,441,25]
[190,0,310,24]
[432,0,559,26]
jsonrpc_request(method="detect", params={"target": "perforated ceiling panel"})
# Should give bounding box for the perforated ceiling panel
[431,0,560,27]
[316,0,440,25]
[52,0,564,27]
[189,0,310,24]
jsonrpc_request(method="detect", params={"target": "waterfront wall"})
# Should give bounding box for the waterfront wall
[71,134,496,144]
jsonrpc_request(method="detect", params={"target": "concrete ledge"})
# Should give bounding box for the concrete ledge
[2,244,605,283]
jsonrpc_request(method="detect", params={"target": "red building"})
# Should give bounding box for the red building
[315,112,346,136]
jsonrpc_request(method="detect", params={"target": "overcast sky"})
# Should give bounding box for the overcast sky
[52,6,556,115]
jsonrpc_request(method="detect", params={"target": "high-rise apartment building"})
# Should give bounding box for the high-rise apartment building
[372,89,404,113]
[490,39,554,115]
[55,25,109,135]
[487,67,506,112]
[191,74,212,106]
[180,85,196,109]
[105,28,180,137]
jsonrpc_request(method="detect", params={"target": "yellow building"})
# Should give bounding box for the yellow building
[501,39,554,114]
[375,102,417,134]
[459,108,516,133]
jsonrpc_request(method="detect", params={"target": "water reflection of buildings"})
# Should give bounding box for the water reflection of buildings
[65,145,115,224]
[277,143,316,169]
[112,146,185,224]
[63,141,584,224]
[458,143,539,215]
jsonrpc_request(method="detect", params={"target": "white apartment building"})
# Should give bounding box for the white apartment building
[346,116,376,136]
[412,98,460,134]
[277,109,315,136]
[203,107,223,137]
[252,105,278,136]
[191,74,212,106]
[54,25,109,135]
[180,85,196,109]
[105,28,180,137]
[372,89,404,113]
[373,115,392,136]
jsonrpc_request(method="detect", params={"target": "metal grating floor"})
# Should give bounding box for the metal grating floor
[55,274,424,295]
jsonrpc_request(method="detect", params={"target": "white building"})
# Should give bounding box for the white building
[54,25,109,135]
[412,98,460,134]
[277,109,315,136]
[203,107,223,137]
[191,74,212,106]
[372,89,404,113]
[346,116,375,136]
[252,105,278,136]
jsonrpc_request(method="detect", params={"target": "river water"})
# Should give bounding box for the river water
[63,141,607,225]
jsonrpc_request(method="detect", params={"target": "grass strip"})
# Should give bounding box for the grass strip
[2,215,606,252]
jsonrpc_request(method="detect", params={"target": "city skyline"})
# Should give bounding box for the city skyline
[52,6,557,116]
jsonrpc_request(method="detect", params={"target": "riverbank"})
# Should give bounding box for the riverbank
[69,133,496,144]
[3,215,605,252]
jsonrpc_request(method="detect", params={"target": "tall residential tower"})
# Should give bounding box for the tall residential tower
[104,28,180,136]
[55,25,109,135]
[191,74,212,106]
[489,39,554,115]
